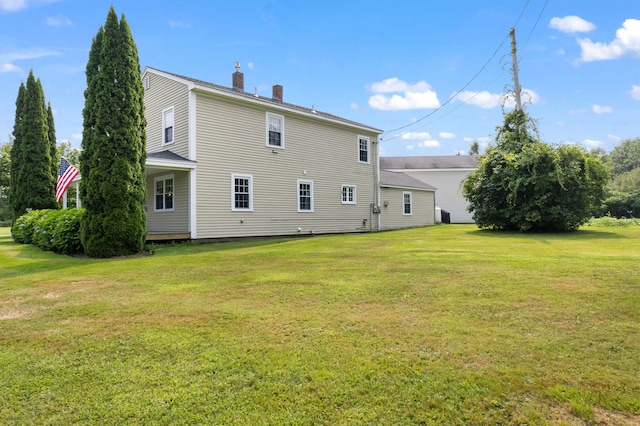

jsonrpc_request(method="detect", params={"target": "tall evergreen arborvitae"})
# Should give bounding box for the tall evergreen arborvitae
[9,82,25,220]
[47,102,59,187]
[9,71,57,220]
[80,7,147,257]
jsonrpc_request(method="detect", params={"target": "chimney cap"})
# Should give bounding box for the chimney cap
[234,62,240,72]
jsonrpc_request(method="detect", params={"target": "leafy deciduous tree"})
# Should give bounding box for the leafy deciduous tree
[462,109,609,232]
[0,138,12,223]
[80,7,147,257]
[609,137,640,178]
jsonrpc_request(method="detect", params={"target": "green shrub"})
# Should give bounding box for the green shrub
[588,216,640,227]
[599,190,640,218]
[50,208,85,254]
[12,208,85,254]
[11,209,49,244]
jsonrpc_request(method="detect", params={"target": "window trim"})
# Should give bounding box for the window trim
[154,174,175,212]
[297,179,314,212]
[266,112,285,149]
[358,135,370,164]
[162,106,175,146]
[341,184,356,205]
[231,173,253,212]
[403,191,412,216]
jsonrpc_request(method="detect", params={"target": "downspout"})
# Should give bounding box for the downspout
[376,137,381,231]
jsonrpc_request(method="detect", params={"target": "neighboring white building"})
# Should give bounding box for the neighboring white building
[380,156,478,223]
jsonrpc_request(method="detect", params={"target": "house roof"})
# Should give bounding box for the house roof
[380,170,436,191]
[147,150,194,163]
[143,67,383,135]
[380,155,478,170]
[147,150,197,172]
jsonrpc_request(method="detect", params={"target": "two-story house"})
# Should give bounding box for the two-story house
[143,65,437,240]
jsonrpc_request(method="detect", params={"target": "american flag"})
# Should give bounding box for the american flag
[55,157,80,203]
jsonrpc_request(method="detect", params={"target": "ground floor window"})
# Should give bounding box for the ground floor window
[155,175,174,211]
[298,179,313,212]
[232,174,253,211]
[403,191,412,215]
[342,185,356,204]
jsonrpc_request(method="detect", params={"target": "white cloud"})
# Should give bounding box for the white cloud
[549,16,596,33]
[400,131,440,149]
[0,0,26,11]
[456,90,502,109]
[455,88,540,109]
[0,47,59,62]
[578,19,640,62]
[350,102,359,110]
[71,133,82,140]
[439,131,455,139]
[631,85,640,100]
[608,134,622,141]
[400,131,431,140]
[406,140,441,150]
[247,62,255,70]
[568,108,586,115]
[0,63,21,72]
[47,15,72,26]
[592,104,613,114]
[581,139,603,148]
[0,48,59,72]
[368,77,440,111]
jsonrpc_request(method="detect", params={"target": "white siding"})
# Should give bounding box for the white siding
[144,72,190,158]
[146,170,190,234]
[193,91,378,238]
[403,170,474,223]
[379,187,435,230]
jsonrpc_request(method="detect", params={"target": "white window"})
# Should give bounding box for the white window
[266,112,284,148]
[341,185,356,204]
[232,174,253,211]
[403,192,412,215]
[297,179,313,212]
[358,136,370,164]
[163,107,174,145]
[154,175,174,212]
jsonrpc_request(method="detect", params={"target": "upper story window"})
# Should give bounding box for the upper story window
[342,185,356,204]
[298,179,313,212]
[163,107,174,145]
[358,136,370,164]
[403,191,412,215]
[232,174,253,211]
[155,175,174,212]
[267,112,284,148]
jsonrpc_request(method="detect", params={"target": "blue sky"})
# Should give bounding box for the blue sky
[1,0,640,157]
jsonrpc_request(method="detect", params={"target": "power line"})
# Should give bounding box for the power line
[382,0,533,139]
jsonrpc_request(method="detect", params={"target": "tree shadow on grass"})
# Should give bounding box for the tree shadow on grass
[465,228,628,241]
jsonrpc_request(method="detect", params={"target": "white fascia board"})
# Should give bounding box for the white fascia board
[146,158,197,170]
[380,184,436,192]
[384,168,477,173]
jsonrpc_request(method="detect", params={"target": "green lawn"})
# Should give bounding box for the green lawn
[1,224,639,425]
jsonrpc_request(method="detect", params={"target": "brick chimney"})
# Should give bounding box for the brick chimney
[272,84,283,102]
[232,62,244,91]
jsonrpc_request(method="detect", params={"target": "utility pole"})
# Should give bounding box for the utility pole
[510,27,522,111]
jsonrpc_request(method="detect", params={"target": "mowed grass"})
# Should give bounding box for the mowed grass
[1,225,639,425]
